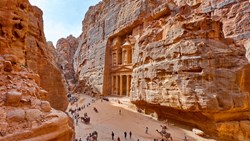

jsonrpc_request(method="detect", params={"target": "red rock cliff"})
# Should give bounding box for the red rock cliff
[0,57,74,140]
[72,0,250,140]
[0,0,74,139]
[0,0,68,111]
[56,35,78,92]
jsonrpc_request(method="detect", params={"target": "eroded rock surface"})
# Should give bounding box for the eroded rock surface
[56,35,78,92]
[0,57,74,141]
[0,0,73,140]
[70,0,250,140]
[0,0,68,111]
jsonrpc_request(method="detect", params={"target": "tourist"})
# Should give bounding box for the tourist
[117,137,120,141]
[124,131,127,139]
[184,134,188,141]
[111,131,114,140]
[145,127,148,134]
[88,133,92,141]
[86,135,90,141]
[79,138,82,141]
[129,131,132,139]
[119,109,121,115]
[76,117,78,126]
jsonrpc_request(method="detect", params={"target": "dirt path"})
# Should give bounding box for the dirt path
[67,95,215,141]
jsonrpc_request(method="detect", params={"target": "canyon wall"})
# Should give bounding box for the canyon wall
[0,0,68,111]
[56,35,78,92]
[74,0,166,95]
[72,0,250,140]
[0,58,74,141]
[0,0,74,140]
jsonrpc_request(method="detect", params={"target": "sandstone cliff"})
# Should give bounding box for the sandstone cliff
[0,0,68,111]
[0,57,74,141]
[72,0,250,140]
[56,35,78,92]
[0,0,74,140]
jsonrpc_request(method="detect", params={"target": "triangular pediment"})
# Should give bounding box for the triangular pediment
[111,65,132,72]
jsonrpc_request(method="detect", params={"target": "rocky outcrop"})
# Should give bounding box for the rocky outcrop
[56,35,78,92]
[73,0,250,140]
[0,0,74,140]
[0,56,74,141]
[0,0,68,111]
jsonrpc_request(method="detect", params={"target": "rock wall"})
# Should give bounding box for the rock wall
[0,57,74,141]
[73,0,250,140]
[56,35,78,92]
[0,0,68,111]
[0,0,74,140]
[74,0,166,95]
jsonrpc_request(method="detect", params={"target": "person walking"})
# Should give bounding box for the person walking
[145,127,148,134]
[117,137,120,141]
[124,131,127,139]
[76,117,78,126]
[129,131,132,139]
[119,109,121,115]
[86,135,90,141]
[111,131,114,140]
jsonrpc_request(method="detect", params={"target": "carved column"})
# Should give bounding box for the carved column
[120,75,123,96]
[128,48,131,64]
[122,49,124,65]
[124,50,127,64]
[126,75,130,96]
[116,75,119,95]
[116,49,119,65]
[125,49,128,64]
[111,75,114,95]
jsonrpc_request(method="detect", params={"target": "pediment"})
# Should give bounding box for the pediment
[111,65,132,72]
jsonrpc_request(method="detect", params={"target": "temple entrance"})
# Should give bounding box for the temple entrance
[122,75,126,96]
[108,36,134,96]
[103,34,135,96]
[111,74,131,96]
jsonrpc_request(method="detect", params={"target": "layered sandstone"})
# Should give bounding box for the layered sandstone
[0,57,74,141]
[0,0,68,111]
[72,0,250,140]
[0,0,74,140]
[56,35,78,92]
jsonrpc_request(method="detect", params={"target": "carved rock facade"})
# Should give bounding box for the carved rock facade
[72,0,250,140]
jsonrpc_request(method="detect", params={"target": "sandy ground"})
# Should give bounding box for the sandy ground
[67,95,216,141]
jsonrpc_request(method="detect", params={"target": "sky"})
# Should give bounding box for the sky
[29,0,101,45]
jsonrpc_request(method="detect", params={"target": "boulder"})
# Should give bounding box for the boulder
[6,91,22,105]
[40,101,52,112]
[192,128,205,136]
[7,108,25,122]
[25,109,42,121]
[4,61,12,72]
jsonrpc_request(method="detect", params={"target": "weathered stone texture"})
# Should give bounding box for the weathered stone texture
[0,0,68,111]
[74,0,165,95]
[72,0,250,140]
[56,35,78,92]
[0,57,74,141]
[0,0,73,140]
